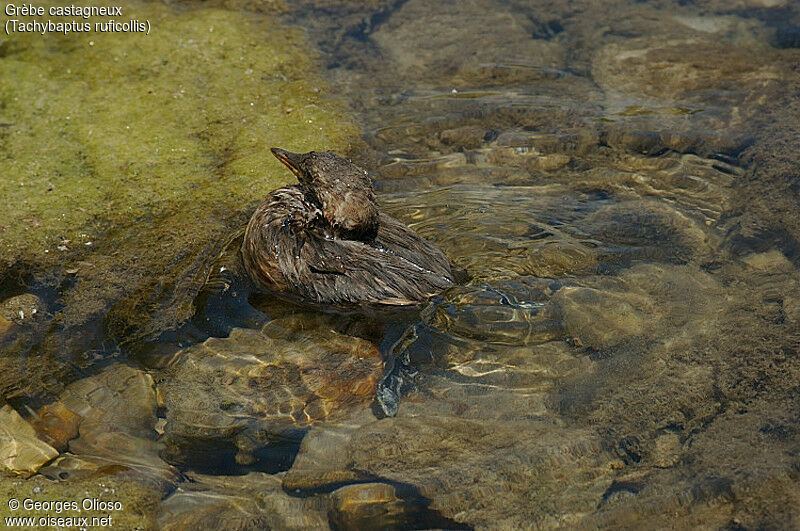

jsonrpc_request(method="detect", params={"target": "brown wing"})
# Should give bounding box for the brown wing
[373,213,453,276]
[292,232,454,305]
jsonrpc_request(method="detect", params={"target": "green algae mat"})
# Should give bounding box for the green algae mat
[0,0,357,339]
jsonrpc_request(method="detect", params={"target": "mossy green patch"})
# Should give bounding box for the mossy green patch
[0,1,358,348]
[0,1,356,262]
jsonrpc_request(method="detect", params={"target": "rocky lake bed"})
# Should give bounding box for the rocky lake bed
[2,0,800,528]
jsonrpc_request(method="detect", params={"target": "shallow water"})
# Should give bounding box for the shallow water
[2,0,800,528]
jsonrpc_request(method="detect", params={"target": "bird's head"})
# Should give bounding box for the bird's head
[270,147,379,239]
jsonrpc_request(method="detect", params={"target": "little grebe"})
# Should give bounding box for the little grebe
[241,148,455,305]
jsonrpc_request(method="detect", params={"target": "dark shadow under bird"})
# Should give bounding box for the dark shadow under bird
[241,148,455,306]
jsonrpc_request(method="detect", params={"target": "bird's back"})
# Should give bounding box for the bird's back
[242,188,454,306]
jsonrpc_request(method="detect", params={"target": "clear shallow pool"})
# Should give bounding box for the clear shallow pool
[2,0,800,528]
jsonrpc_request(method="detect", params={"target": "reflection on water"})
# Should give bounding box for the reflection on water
[2,0,800,528]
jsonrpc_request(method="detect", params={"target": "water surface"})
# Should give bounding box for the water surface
[2,0,800,528]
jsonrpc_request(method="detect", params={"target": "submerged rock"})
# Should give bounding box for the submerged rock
[56,364,159,438]
[30,402,80,452]
[549,263,719,351]
[327,481,462,530]
[550,287,649,350]
[371,0,566,87]
[583,201,715,266]
[32,364,177,491]
[0,404,58,477]
[592,37,778,102]
[651,431,682,468]
[329,483,403,528]
[158,472,329,530]
[159,320,382,468]
[433,278,565,345]
[282,410,376,491]
[284,407,618,529]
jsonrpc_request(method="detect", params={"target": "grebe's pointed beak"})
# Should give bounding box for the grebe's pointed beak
[270,147,304,178]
